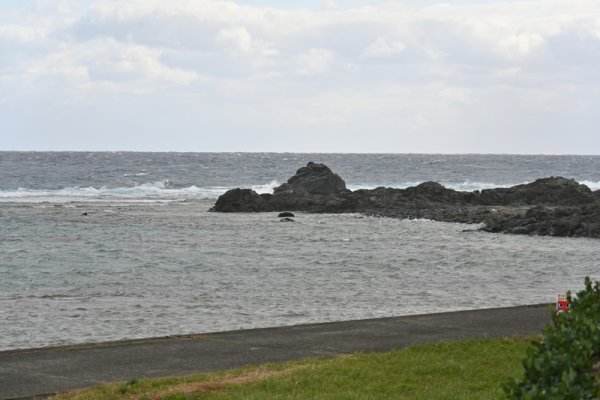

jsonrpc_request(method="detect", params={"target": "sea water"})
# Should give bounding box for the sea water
[1,152,599,350]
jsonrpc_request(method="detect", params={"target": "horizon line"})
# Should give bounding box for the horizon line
[1,150,599,157]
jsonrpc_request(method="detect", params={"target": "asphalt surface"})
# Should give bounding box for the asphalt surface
[0,304,551,399]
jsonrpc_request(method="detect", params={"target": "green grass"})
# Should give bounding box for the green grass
[53,337,535,400]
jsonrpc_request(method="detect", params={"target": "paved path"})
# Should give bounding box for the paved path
[0,304,550,399]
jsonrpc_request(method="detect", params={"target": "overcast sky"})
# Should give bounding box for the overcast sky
[1,0,599,153]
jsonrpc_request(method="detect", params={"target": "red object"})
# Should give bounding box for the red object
[556,293,570,314]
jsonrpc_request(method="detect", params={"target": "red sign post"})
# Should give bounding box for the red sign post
[555,293,570,314]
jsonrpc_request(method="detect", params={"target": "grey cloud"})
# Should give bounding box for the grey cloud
[2,0,600,153]
[71,13,220,51]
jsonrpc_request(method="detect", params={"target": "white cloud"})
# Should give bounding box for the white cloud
[361,36,406,58]
[35,0,75,15]
[2,0,600,152]
[498,33,544,59]
[101,41,199,85]
[216,25,279,58]
[217,26,253,53]
[295,48,334,75]
[22,39,199,91]
[0,25,47,42]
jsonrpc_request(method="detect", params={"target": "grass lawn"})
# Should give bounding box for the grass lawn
[52,336,535,400]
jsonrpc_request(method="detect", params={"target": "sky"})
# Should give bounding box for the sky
[1,0,599,153]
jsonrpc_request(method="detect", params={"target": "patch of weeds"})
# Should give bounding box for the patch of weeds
[117,377,140,394]
[163,394,188,400]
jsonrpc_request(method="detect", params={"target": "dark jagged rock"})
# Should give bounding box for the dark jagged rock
[373,206,527,225]
[278,211,295,218]
[211,163,600,238]
[403,181,479,206]
[273,162,346,194]
[482,204,600,238]
[210,188,270,212]
[479,177,595,206]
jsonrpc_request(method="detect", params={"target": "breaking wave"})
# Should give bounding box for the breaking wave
[346,181,516,192]
[2,179,597,203]
[580,180,600,191]
[0,180,280,203]
[348,180,600,192]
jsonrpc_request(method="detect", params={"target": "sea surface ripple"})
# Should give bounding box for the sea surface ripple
[1,199,598,350]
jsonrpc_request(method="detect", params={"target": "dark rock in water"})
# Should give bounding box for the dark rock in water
[273,162,346,194]
[403,181,479,206]
[81,212,88,216]
[481,204,600,238]
[210,162,600,239]
[210,188,269,212]
[479,177,595,206]
[273,182,292,194]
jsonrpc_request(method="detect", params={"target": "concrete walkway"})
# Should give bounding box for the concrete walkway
[0,304,551,399]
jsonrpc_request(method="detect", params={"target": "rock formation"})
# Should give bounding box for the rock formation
[482,204,600,237]
[210,163,600,238]
[273,162,346,194]
[479,177,595,206]
[211,188,268,212]
[278,212,295,218]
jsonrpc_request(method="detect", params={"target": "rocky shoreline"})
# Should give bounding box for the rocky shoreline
[211,162,600,238]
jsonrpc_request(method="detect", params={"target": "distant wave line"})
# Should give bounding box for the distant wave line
[0,180,279,203]
[348,180,600,192]
[1,179,598,203]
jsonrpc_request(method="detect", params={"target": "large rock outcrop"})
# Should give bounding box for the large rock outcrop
[479,177,595,206]
[273,162,346,194]
[211,188,269,212]
[482,204,600,238]
[210,163,600,238]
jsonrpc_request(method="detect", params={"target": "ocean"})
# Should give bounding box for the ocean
[1,152,599,351]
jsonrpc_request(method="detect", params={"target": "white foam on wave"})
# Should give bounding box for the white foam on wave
[347,182,422,191]
[122,172,148,177]
[347,181,515,191]
[580,180,600,191]
[1,178,596,204]
[443,181,515,191]
[249,180,280,194]
[444,180,600,192]
[0,180,249,203]
[0,180,282,203]
[349,179,600,192]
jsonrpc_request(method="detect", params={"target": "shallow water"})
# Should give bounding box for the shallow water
[1,199,598,350]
